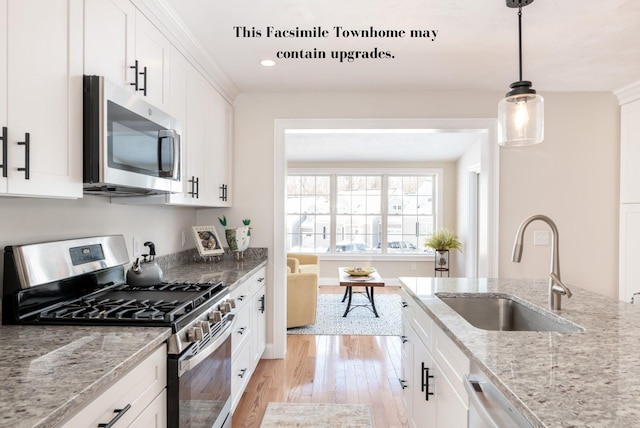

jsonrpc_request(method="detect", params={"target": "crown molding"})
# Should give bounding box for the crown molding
[133,0,239,103]
[614,80,640,106]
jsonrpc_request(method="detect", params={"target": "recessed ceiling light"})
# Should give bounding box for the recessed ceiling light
[260,59,276,67]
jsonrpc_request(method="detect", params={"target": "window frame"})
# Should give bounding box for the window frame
[287,167,443,260]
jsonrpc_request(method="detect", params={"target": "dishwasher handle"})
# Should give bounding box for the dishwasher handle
[464,374,533,428]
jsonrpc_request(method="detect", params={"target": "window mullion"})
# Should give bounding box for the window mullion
[330,173,337,254]
[381,175,389,255]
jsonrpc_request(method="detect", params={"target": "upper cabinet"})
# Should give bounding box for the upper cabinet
[150,47,233,208]
[0,0,83,198]
[617,82,640,302]
[620,99,640,204]
[84,0,170,110]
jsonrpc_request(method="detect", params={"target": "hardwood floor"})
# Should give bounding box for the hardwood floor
[232,286,408,428]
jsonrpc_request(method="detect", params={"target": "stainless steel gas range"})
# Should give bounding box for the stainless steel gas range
[2,235,233,428]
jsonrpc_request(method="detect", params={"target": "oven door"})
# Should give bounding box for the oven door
[167,321,232,428]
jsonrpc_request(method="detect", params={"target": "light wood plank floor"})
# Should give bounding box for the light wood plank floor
[233,286,408,428]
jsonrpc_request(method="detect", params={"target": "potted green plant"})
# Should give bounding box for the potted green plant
[424,229,462,270]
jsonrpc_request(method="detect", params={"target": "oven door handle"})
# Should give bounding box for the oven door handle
[178,319,232,377]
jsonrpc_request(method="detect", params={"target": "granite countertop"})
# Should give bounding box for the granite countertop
[399,277,640,428]
[0,253,268,428]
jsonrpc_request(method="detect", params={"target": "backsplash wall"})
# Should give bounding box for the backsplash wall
[0,195,197,284]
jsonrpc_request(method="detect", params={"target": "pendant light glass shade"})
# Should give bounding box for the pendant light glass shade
[498,90,544,146]
[498,0,544,147]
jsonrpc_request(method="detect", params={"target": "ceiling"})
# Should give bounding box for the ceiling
[164,0,640,94]
[285,129,480,162]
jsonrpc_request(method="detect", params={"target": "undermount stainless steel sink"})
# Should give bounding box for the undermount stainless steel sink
[436,293,584,333]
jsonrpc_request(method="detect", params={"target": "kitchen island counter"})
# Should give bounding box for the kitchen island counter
[400,277,640,428]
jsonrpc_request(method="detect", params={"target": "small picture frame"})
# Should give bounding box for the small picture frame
[192,226,224,257]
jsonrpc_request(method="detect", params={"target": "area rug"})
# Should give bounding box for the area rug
[287,293,401,336]
[260,402,372,428]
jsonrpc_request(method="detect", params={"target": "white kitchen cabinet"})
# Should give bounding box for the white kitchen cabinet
[0,0,83,198]
[618,86,640,302]
[84,0,170,109]
[619,204,640,302]
[400,288,469,428]
[58,344,167,428]
[619,100,640,204]
[231,267,267,411]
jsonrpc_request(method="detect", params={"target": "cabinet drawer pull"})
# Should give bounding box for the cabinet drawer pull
[238,326,246,335]
[140,66,147,96]
[401,301,409,308]
[0,126,7,177]
[421,362,435,401]
[17,132,29,180]
[400,335,408,344]
[129,60,140,91]
[97,403,131,428]
[398,378,408,389]
[238,368,247,378]
[259,295,265,313]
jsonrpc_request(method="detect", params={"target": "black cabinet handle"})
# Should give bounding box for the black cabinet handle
[219,184,228,201]
[421,362,434,401]
[259,295,265,313]
[129,60,140,91]
[0,126,7,177]
[398,378,408,390]
[17,132,29,180]
[401,301,409,308]
[188,176,199,198]
[238,368,247,378]
[140,66,147,96]
[400,335,408,344]
[238,326,246,335]
[97,404,131,428]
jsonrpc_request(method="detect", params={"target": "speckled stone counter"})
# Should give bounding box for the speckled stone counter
[0,326,170,428]
[0,251,267,428]
[399,277,640,428]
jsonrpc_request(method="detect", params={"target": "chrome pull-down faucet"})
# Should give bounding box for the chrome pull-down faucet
[512,214,572,310]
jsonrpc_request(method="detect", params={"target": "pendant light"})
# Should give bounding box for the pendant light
[498,0,544,146]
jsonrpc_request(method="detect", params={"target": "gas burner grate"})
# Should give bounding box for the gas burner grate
[38,296,191,322]
[119,280,219,293]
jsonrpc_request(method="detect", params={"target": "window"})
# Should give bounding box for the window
[286,170,441,255]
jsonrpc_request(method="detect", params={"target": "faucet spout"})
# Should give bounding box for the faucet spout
[511,214,571,310]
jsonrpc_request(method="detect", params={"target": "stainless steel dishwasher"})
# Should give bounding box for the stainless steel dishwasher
[464,369,534,428]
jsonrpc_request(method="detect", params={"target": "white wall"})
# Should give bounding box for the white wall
[498,92,620,298]
[197,89,620,357]
[455,140,482,277]
[0,196,197,280]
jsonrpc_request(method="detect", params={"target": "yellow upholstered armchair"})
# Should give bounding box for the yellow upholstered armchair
[286,253,319,276]
[286,253,320,328]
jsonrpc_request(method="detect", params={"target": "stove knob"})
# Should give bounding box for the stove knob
[227,299,236,309]
[187,326,204,342]
[209,310,222,323]
[220,302,233,314]
[198,321,211,335]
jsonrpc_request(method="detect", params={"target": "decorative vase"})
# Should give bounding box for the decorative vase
[225,226,251,254]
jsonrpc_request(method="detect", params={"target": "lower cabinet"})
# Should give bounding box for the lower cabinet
[58,344,167,428]
[231,266,267,411]
[400,288,469,428]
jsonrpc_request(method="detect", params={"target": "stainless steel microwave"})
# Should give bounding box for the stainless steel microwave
[83,75,182,196]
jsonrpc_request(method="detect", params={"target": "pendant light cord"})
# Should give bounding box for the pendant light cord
[518,3,523,82]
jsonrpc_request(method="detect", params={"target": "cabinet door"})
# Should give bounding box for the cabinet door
[134,9,170,110]
[400,317,414,419]
[620,204,640,302]
[620,100,640,203]
[83,0,135,87]
[5,0,82,198]
[252,285,266,364]
[410,327,437,428]
[206,92,233,206]
[0,0,7,193]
